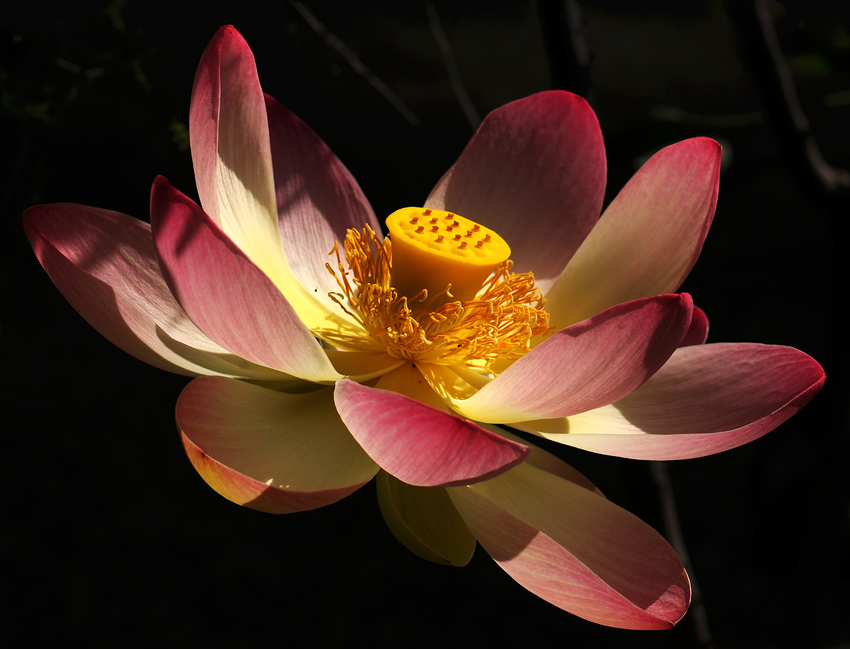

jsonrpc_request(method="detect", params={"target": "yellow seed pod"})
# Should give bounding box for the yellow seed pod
[386,207,511,305]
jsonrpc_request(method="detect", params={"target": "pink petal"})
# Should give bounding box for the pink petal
[150,176,341,382]
[266,94,381,313]
[190,26,280,265]
[376,470,476,566]
[425,91,605,292]
[448,462,690,629]
[177,376,378,514]
[546,138,721,330]
[333,378,531,487]
[679,305,709,347]
[529,343,825,460]
[22,204,291,379]
[445,294,693,423]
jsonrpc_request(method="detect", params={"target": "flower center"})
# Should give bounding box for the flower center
[326,207,550,372]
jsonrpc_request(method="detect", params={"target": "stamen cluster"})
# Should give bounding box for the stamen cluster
[326,225,550,371]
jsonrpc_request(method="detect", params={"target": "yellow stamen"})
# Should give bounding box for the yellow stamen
[325,209,550,373]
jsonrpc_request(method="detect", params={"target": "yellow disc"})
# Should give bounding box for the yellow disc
[386,207,511,305]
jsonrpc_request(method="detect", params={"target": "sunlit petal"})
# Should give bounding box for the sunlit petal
[439,294,692,423]
[521,343,825,460]
[177,377,378,514]
[334,366,531,487]
[449,462,689,629]
[546,138,721,329]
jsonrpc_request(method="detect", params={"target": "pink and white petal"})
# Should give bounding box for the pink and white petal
[448,462,689,629]
[177,376,379,514]
[679,305,709,347]
[150,177,342,382]
[425,91,605,292]
[266,94,381,317]
[334,370,531,487]
[524,343,825,460]
[23,204,293,379]
[545,138,721,330]
[190,26,348,335]
[376,470,476,567]
[190,26,281,273]
[441,294,693,423]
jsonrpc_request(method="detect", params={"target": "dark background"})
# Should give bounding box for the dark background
[2,1,848,647]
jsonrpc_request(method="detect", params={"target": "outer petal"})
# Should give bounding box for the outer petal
[545,138,721,330]
[679,305,709,347]
[190,25,353,338]
[376,471,476,567]
[176,377,379,514]
[333,370,531,487]
[22,204,291,380]
[425,91,605,292]
[266,94,382,325]
[448,462,690,629]
[150,177,342,382]
[434,294,693,423]
[522,343,825,460]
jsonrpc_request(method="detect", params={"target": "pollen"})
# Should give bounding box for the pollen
[325,209,550,371]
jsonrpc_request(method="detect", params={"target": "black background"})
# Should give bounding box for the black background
[2,1,848,646]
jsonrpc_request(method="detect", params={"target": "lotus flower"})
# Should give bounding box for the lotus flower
[23,26,824,630]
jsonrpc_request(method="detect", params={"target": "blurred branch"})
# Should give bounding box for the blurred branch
[651,462,713,648]
[723,0,850,205]
[426,3,480,130]
[290,2,420,126]
[536,0,592,98]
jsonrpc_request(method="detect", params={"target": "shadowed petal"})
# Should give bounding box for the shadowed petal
[266,94,382,324]
[546,138,721,330]
[436,294,692,423]
[22,204,293,380]
[150,177,342,382]
[425,91,605,292]
[522,343,825,460]
[376,471,476,566]
[448,462,690,629]
[334,370,531,487]
[177,377,379,514]
[680,305,709,347]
